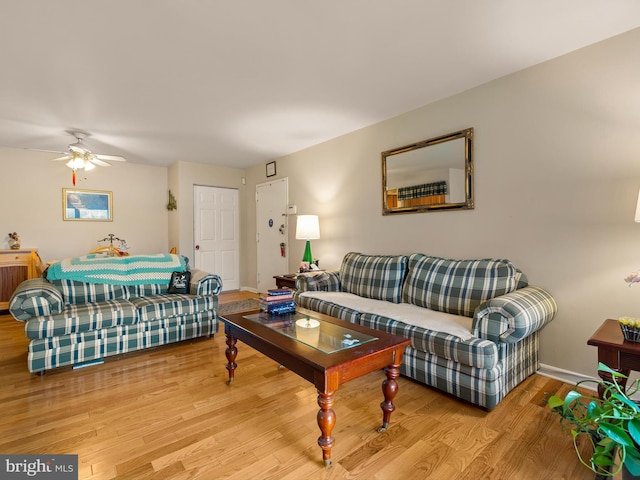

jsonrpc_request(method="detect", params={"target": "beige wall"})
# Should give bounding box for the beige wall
[244,29,640,377]
[0,147,169,262]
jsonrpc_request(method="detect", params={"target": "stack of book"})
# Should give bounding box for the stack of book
[259,288,295,315]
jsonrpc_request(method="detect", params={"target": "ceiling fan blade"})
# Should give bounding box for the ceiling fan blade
[90,158,111,167]
[51,155,72,162]
[28,148,67,155]
[95,154,126,162]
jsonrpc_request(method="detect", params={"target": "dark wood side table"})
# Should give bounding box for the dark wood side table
[273,274,298,289]
[587,319,640,396]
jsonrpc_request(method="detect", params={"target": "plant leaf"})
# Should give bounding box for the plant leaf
[547,395,564,410]
[599,422,635,448]
[612,393,640,412]
[563,390,583,412]
[629,418,640,446]
[626,455,640,476]
[588,400,601,417]
[598,362,629,382]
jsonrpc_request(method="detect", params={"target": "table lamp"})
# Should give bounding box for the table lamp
[296,215,320,266]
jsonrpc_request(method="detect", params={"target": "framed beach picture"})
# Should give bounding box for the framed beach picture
[63,188,113,221]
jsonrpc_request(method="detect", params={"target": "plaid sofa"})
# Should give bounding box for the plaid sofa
[294,252,557,410]
[9,259,222,374]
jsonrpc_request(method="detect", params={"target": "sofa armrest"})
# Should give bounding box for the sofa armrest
[189,269,223,296]
[9,278,64,321]
[472,286,557,344]
[295,270,341,292]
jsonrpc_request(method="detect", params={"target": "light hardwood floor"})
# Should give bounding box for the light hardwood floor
[0,291,607,479]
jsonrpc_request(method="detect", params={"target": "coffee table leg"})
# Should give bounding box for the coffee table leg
[378,362,400,433]
[317,391,336,467]
[225,334,238,385]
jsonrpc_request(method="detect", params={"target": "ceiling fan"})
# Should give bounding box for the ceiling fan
[48,130,126,185]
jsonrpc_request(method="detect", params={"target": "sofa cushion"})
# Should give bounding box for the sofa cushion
[339,252,407,303]
[296,292,361,324]
[298,291,475,340]
[359,312,498,369]
[130,283,167,297]
[131,294,218,322]
[402,254,518,317]
[51,279,130,304]
[25,299,138,339]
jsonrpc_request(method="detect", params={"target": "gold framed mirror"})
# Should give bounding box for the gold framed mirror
[382,128,474,215]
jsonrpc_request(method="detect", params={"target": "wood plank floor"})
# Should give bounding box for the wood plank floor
[0,291,608,479]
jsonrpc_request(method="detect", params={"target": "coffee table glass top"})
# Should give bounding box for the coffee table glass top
[243,311,378,354]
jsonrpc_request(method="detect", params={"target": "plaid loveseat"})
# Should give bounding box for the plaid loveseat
[294,252,557,410]
[9,254,222,374]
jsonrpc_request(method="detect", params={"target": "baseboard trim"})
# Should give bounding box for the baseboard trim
[240,286,258,293]
[537,363,597,392]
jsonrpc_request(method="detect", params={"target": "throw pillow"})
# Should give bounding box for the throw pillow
[167,271,191,294]
[340,252,408,303]
[402,254,518,317]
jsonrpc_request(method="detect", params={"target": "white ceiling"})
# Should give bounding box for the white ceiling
[1,1,639,169]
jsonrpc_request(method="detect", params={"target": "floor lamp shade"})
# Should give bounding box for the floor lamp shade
[296,215,320,264]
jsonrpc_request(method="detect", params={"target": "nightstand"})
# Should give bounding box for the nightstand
[587,319,640,397]
[0,249,42,310]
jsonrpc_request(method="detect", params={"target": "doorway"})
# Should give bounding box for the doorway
[193,185,240,291]
[256,178,288,293]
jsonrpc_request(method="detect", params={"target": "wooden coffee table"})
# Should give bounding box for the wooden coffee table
[220,307,411,466]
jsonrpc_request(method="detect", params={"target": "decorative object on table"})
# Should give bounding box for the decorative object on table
[266,161,276,177]
[63,188,113,221]
[167,190,177,211]
[619,317,640,343]
[295,316,320,347]
[547,363,640,478]
[625,271,640,287]
[296,214,320,272]
[41,130,126,186]
[259,288,295,315]
[92,234,128,257]
[7,232,20,250]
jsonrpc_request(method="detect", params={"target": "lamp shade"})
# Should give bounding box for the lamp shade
[635,189,640,222]
[296,215,320,240]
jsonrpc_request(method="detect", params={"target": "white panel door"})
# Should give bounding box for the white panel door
[256,178,288,293]
[194,185,239,291]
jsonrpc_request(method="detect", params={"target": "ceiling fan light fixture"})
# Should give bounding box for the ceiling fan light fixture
[66,157,85,170]
[84,161,95,171]
[69,142,90,155]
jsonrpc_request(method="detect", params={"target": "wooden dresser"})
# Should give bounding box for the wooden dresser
[0,249,42,311]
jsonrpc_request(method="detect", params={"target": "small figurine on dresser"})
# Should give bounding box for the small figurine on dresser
[7,232,20,250]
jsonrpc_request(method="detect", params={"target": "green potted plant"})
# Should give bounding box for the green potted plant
[548,363,640,478]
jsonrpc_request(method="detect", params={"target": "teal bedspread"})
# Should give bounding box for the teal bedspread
[46,254,187,285]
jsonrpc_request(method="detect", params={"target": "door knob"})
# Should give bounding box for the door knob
[195,245,200,250]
